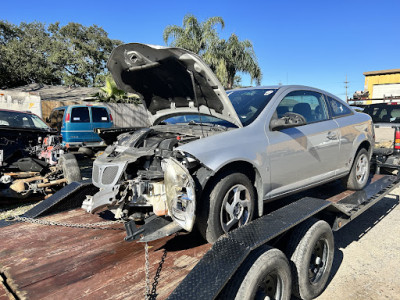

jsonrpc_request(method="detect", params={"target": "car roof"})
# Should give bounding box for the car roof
[53,104,108,110]
[228,85,344,102]
[0,108,35,115]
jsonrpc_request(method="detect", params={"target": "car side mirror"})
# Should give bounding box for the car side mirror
[45,117,50,123]
[270,113,307,131]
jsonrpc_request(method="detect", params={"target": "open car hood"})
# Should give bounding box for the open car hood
[107,43,243,128]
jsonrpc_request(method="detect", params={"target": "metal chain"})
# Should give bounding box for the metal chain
[143,243,167,300]
[145,242,151,300]
[7,216,125,231]
[150,249,167,298]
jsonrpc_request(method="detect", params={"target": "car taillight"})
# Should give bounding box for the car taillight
[394,127,400,152]
[109,113,113,122]
[65,113,70,122]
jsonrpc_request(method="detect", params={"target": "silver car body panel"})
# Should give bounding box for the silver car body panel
[107,43,243,128]
[178,85,374,211]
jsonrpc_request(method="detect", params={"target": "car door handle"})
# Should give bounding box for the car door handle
[327,131,338,140]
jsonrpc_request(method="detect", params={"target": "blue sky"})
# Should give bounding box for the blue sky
[2,0,400,99]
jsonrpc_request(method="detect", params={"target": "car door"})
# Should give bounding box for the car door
[265,89,340,199]
[67,106,92,143]
[325,95,359,175]
[90,106,113,142]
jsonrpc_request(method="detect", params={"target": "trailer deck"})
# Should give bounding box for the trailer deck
[0,174,399,300]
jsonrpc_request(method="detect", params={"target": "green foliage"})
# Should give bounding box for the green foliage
[163,15,262,89]
[93,76,141,104]
[0,20,121,89]
[163,14,224,55]
[206,33,262,89]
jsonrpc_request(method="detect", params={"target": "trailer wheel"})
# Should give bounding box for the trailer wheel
[59,153,81,184]
[221,245,291,300]
[197,171,255,243]
[286,218,334,300]
[343,148,370,190]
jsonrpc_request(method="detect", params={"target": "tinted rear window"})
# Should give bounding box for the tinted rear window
[71,107,90,123]
[364,105,400,123]
[92,107,109,122]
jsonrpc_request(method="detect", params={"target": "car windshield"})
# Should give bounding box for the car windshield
[227,88,278,126]
[0,110,49,129]
[363,104,400,124]
[162,114,236,127]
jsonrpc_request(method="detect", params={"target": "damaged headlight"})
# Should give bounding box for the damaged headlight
[163,157,196,232]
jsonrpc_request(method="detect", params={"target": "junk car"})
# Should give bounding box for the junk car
[82,43,374,243]
[0,109,81,199]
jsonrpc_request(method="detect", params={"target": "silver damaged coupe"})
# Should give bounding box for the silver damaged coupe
[83,43,374,243]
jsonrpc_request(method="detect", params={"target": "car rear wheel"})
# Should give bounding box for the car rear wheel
[59,153,81,184]
[343,148,370,190]
[197,171,255,243]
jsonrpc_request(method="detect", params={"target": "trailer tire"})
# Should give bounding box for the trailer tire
[221,245,291,300]
[343,148,370,190]
[197,171,255,243]
[59,153,81,184]
[286,218,334,300]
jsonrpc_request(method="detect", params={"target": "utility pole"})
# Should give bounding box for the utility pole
[344,75,349,101]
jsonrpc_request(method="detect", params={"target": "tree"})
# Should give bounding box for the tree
[163,14,224,55]
[163,15,262,89]
[0,21,121,88]
[48,22,121,87]
[0,21,60,88]
[205,33,262,89]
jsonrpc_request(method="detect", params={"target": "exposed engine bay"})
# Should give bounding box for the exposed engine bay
[82,124,227,231]
[0,126,80,199]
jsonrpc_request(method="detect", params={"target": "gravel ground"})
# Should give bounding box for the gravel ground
[317,187,400,300]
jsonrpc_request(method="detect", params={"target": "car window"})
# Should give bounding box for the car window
[0,111,48,129]
[275,90,329,123]
[326,96,352,118]
[227,89,277,126]
[162,114,235,127]
[364,105,400,123]
[92,107,109,122]
[49,111,57,128]
[71,107,90,123]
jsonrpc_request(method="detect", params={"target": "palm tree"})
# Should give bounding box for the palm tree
[163,14,224,55]
[163,15,262,90]
[204,34,262,89]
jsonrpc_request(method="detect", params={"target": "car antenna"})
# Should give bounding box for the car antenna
[188,70,205,138]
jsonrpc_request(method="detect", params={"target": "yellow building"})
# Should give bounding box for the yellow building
[364,69,400,99]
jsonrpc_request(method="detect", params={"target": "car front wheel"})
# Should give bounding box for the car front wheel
[197,171,256,243]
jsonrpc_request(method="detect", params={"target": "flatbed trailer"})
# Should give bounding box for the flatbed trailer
[0,174,399,300]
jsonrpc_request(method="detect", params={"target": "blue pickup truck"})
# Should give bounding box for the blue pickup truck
[47,105,113,149]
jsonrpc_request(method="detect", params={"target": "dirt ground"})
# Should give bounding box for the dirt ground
[317,187,400,300]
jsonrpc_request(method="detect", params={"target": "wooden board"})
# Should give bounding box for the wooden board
[0,209,211,300]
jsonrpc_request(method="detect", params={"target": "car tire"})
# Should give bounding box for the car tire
[197,171,256,243]
[343,148,370,190]
[285,218,334,300]
[220,245,292,300]
[78,147,94,158]
[59,153,81,184]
